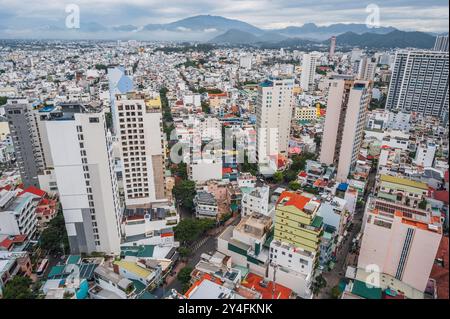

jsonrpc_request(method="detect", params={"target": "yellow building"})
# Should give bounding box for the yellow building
[0,121,10,141]
[295,106,317,122]
[274,191,323,253]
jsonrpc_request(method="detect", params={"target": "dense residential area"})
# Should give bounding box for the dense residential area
[0,11,449,302]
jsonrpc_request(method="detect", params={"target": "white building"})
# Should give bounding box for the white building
[320,77,372,182]
[194,191,218,219]
[114,92,167,208]
[241,186,270,217]
[0,189,38,238]
[44,103,122,254]
[300,53,320,92]
[357,56,377,81]
[256,76,294,172]
[414,142,437,168]
[386,50,449,123]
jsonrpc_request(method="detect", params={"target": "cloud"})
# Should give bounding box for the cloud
[0,0,447,33]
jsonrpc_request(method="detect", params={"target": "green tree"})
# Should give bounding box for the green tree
[39,211,70,254]
[2,276,34,299]
[241,154,258,176]
[288,181,301,191]
[0,96,7,106]
[174,163,188,180]
[201,101,211,114]
[177,266,193,284]
[311,275,327,295]
[174,218,215,243]
[172,180,196,211]
[273,172,284,184]
[284,170,298,183]
[105,112,113,130]
[331,285,342,299]
[178,247,191,259]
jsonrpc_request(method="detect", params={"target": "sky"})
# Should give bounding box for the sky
[0,0,448,32]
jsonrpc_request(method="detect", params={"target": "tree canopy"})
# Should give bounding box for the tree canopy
[38,211,70,254]
[172,180,196,211]
[2,276,34,299]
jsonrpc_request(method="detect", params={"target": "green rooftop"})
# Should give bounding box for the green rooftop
[351,280,382,299]
[66,255,81,265]
[48,265,65,278]
[121,245,155,258]
[311,215,323,229]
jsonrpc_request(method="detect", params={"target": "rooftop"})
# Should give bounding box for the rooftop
[380,175,428,190]
[241,273,292,299]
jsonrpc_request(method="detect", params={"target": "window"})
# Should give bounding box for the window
[89,117,99,123]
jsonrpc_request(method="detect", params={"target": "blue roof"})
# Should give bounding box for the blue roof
[337,183,349,192]
[39,106,55,112]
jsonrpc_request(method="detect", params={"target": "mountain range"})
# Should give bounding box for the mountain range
[0,14,442,49]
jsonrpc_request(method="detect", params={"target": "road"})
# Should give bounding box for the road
[153,215,240,298]
[316,167,377,299]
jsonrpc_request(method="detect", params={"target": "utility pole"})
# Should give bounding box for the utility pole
[272,264,277,300]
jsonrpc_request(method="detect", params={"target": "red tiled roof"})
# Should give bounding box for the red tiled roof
[432,190,449,205]
[298,171,307,178]
[241,273,292,299]
[0,234,28,250]
[184,274,224,298]
[19,186,46,198]
[444,171,449,183]
[222,167,233,174]
[277,191,311,211]
[430,236,449,299]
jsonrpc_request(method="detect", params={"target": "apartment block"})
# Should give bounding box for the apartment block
[43,103,122,254]
[115,92,167,208]
[320,77,372,182]
[386,50,449,123]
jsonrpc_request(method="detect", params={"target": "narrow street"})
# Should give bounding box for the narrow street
[316,167,377,299]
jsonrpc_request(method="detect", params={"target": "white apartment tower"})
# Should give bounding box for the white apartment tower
[320,77,372,182]
[357,56,377,81]
[300,53,320,92]
[44,103,122,254]
[329,36,336,58]
[386,50,449,123]
[434,35,449,52]
[256,77,294,166]
[114,92,166,208]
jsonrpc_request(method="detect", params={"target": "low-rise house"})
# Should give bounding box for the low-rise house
[194,191,218,219]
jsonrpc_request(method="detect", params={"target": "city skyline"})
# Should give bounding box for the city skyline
[0,0,449,36]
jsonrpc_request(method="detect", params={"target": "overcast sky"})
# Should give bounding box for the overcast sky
[0,0,448,32]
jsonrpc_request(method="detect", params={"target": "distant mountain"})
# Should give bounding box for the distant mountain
[0,14,438,45]
[209,29,291,45]
[144,15,263,35]
[209,29,261,44]
[276,23,397,40]
[334,30,437,49]
[113,25,139,32]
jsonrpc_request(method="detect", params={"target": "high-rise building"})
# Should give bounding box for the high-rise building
[300,53,320,92]
[269,191,323,298]
[329,36,336,58]
[357,175,442,297]
[43,103,122,254]
[256,76,294,171]
[5,99,44,188]
[108,66,134,134]
[357,55,377,81]
[114,92,166,208]
[320,77,372,182]
[433,35,449,52]
[386,50,449,123]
